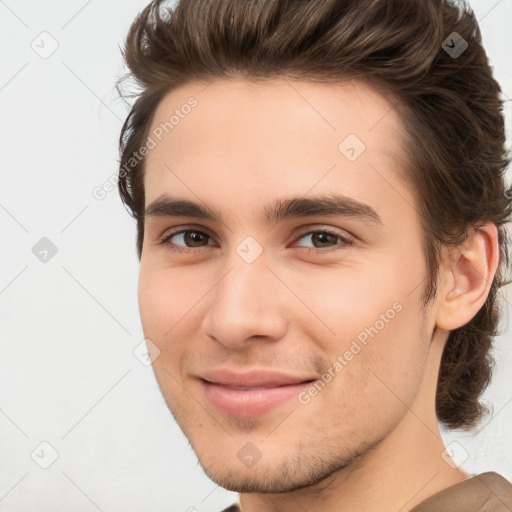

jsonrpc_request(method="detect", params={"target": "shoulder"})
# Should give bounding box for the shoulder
[410,472,512,511]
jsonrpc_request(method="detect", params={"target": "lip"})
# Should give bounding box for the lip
[198,368,316,388]
[197,368,316,417]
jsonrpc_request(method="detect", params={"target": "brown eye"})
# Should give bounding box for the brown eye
[159,229,212,252]
[181,231,209,247]
[294,229,353,254]
[310,231,338,248]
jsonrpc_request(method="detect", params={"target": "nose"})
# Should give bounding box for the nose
[201,251,288,349]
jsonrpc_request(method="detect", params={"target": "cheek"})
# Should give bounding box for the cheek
[352,304,429,412]
[137,265,210,387]
[290,257,420,346]
[138,268,192,402]
[309,306,430,440]
[295,256,430,400]
[137,265,196,337]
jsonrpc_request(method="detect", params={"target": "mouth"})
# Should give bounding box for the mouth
[199,378,316,418]
[202,380,315,390]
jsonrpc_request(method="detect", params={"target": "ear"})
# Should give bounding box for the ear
[435,222,500,331]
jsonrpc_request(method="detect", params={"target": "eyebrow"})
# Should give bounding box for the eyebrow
[144,194,383,226]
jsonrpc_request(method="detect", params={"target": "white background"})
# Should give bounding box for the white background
[1,0,511,511]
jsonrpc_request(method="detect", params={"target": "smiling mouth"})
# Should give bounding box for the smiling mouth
[199,379,317,418]
[203,380,316,390]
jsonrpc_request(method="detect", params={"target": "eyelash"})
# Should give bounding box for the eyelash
[157,227,353,255]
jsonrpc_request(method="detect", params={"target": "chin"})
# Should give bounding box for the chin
[195,447,358,494]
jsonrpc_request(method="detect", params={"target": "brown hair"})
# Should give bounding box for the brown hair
[117,0,511,429]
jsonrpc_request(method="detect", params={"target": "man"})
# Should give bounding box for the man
[116,0,512,510]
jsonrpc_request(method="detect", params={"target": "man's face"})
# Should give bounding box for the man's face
[138,78,436,492]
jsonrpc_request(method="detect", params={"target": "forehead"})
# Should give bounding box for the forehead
[147,77,404,152]
[143,78,414,227]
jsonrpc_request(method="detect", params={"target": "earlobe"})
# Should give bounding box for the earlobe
[435,223,500,331]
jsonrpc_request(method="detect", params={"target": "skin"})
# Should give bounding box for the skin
[137,78,499,512]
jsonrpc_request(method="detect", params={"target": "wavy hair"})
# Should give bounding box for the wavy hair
[117,0,511,429]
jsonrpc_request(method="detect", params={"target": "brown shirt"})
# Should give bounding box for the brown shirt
[220,472,512,511]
